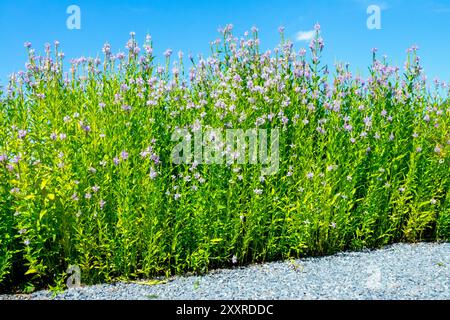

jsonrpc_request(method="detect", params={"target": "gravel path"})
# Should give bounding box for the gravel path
[1,242,449,300]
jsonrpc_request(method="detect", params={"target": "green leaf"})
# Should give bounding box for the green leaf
[40,179,49,190]
[24,268,39,275]
[39,210,48,220]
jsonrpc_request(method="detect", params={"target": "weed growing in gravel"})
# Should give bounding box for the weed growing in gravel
[0,24,448,292]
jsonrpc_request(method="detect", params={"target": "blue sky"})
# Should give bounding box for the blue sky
[1,0,450,85]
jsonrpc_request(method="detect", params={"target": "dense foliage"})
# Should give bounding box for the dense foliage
[0,25,448,292]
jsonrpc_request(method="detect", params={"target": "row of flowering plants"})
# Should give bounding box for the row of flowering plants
[0,24,449,292]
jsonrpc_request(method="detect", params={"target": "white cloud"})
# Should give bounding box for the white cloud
[295,30,315,42]
[352,0,389,10]
[431,4,450,13]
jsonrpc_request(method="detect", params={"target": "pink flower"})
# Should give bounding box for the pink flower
[18,130,27,139]
[164,49,172,57]
[10,187,20,194]
[149,168,158,180]
[253,189,263,195]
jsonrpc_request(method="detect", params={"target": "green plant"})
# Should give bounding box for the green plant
[0,25,448,292]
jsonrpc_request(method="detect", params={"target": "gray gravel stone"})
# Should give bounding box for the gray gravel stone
[1,242,449,300]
